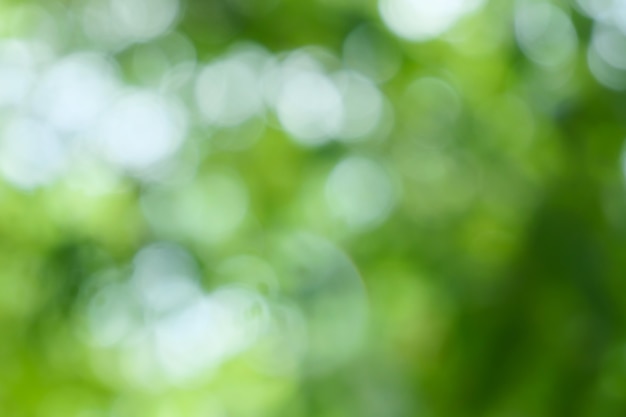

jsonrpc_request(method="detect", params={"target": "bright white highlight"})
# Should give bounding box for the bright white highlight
[0,41,40,109]
[87,243,273,383]
[0,118,67,190]
[33,53,119,132]
[95,91,186,172]
[276,70,343,146]
[262,49,387,146]
[154,286,269,381]
[378,0,483,41]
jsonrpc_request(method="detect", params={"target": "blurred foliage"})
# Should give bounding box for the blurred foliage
[1,0,626,416]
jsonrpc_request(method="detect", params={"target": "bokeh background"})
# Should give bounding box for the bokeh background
[1,0,626,415]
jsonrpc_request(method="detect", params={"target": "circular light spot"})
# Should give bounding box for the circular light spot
[82,0,179,47]
[333,71,384,141]
[575,0,615,21]
[195,56,264,127]
[342,24,402,83]
[261,50,327,108]
[515,2,578,68]
[325,157,396,229]
[588,24,626,90]
[0,118,67,189]
[379,0,483,42]
[131,243,201,315]
[95,90,187,172]
[592,23,626,70]
[613,1,626,34]
[0,40,41,108]
[86,244,274,384]
[276,69,343,146]
[32,53,118,132]
[154,286,269,381]
[111,0,179,41]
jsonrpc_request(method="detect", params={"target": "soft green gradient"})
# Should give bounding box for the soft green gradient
[1,0,625,416]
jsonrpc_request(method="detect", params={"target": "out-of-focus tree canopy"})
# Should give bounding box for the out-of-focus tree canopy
[1,0,626,416]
